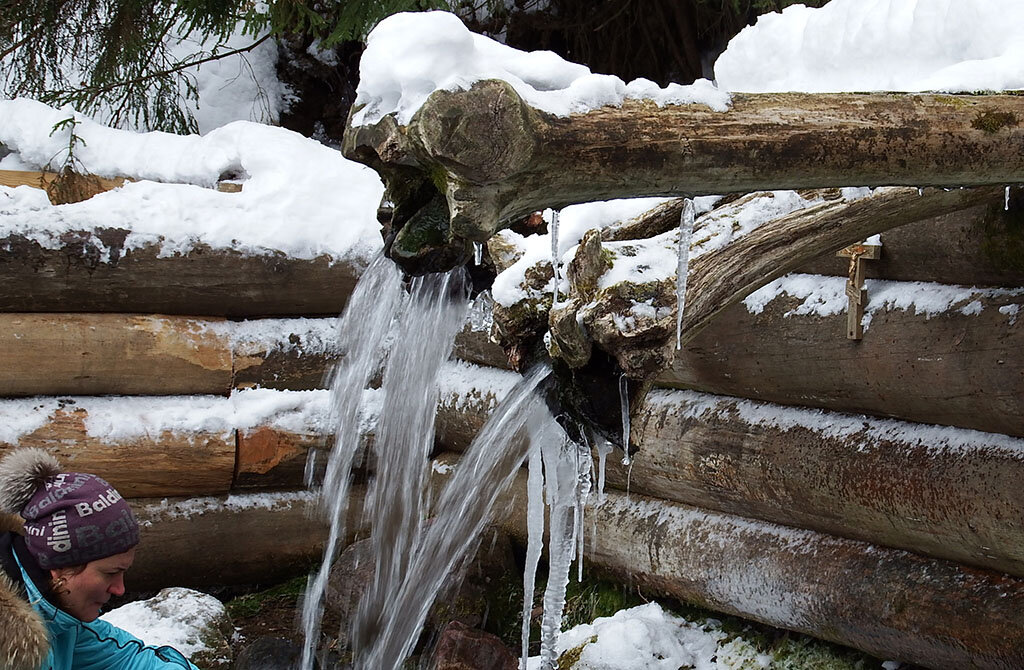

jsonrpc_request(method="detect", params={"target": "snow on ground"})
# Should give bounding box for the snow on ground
[101,587,229,663]
[352,11,730,127]
[0,99,384,262]
[715,0,1024,93]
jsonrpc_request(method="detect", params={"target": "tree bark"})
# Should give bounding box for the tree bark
[0,313,232,396]
[127,488,363,590]
[435,456,1024,670]
[0,232,360,316]
[0,409,235,498]
[346,81,1024,242]
[661,287,1024,437]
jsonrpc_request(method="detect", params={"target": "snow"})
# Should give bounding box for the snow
[743,273,1024,331]
[715,0,1024,93]
[101,587,227,661]
[0,99,384,263]
[352,11,730,127]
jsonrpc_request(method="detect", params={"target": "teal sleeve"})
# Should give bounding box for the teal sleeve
[70,618,200,670]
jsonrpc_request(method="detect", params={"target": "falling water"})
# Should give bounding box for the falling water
[675,198,695,350]
[299,254,406,670]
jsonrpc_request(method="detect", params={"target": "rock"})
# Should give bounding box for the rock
[233,636,300,670]
[429,621,518,670]
[324,539,375,649]
[101,587,233,668]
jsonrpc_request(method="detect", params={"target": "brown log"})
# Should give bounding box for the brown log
[432,367,1024,577]
[0,313,232,396]
[661,287,1024,437]
[231,318,341,391]
[0,232,360,316]
[434,456,1024,670]
[127,488,361,590]
[0,408,234,498]
[797,197,1024,287]
[235,427,324,490]
[345,81,1024,242]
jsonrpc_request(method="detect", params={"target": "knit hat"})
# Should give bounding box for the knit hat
[0,448,140,569]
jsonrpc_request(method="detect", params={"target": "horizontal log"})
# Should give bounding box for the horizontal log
[661,278,1024,436]
[235,427,324,490]
[0,313,233,396]
[0,233,360,316]
[432,367,1024,578]
[0,405,235,498]
[128,489,350,590]
[346,83,1024,244]
[231,317,341,391]
[795,197,1024,287]
[438,457,1024,670]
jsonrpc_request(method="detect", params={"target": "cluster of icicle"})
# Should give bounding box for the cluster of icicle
[297,253,623,670]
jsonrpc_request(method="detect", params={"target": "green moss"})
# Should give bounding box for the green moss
[556,635,597,669]
[225,575,307,619]
[933,94,971,108]
[971,110,1019,133]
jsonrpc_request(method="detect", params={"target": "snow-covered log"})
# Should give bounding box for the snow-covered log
[431,370,1024,578]
[128,489,352,590]
[662,279,1024,437]
[235,426,324,490]
[345,81,1024,252]
[0,405,235,498]
[430,455,1024,670]
[0,313,233,396]
[0,232,360,316]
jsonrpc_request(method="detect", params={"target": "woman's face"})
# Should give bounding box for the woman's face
[50,547,136,622]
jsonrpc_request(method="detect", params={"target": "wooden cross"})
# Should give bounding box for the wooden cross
[837,241,881,340]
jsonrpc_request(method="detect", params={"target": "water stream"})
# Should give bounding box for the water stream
[300,251,589,670]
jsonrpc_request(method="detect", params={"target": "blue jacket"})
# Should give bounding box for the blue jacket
[1,531,199,670]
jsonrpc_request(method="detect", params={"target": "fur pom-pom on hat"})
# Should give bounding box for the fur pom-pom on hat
[0,448,61,515]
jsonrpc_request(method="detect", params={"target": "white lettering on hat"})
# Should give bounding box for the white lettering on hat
[46,510,71,553]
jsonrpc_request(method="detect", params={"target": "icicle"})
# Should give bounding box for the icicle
[675,198,695,350]
[550,209,561,305]
[1006,186,1012,211]
[303,449,318,488]
[917,188,923,196]
[473,241,484,265]
[619,374,631,466]
[573,432,592,582]
[595,436,612,504]
[520,433,545,670]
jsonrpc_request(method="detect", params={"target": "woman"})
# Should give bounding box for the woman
[0,447,199,670]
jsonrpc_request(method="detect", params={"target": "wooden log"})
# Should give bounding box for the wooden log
[0,406,234,498]
[0,232,360,316]
[345,81,1024,242]
[235,427,323,490]
[127,488,360,590]
[0,169,129,204]
[231,317,341,391]
[439,457,1024,670]
[431,366,1024,577]
[0,313,232,396]
[660,283,1024,437]
[795,198,1024,287]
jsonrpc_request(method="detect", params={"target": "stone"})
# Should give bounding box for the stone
[324,538,375,649]
[429,621,518,670]
[233,636,300,670]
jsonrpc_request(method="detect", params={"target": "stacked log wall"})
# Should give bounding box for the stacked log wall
[1,192,1023,666]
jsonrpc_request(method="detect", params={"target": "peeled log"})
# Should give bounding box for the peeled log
[235,427,323,490]
[661,288,1024,437]
[345,81,1024,243]
[0,232,359,316]
[432,368,1024,579]
[127,489,359,590]
[0,408,234,498]
[449,458,1024,670]
[0,313,232,396]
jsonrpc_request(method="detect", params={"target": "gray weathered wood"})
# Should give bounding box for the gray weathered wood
[661,288,1024,437]
[0,232,360,316]
[346,81,1024,244]
[432,456,1024,670]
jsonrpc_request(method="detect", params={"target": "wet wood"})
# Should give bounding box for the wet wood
[0,313,232,396]
[439,458,1024,670]
[346,82,1024,240]
[235,427,324,490]
[0,232,360,316]
[0,410,234,498]
[127,488,366,590]
[660,288,1024,437]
